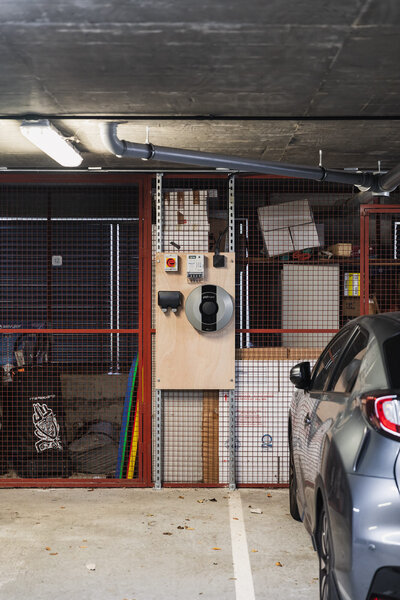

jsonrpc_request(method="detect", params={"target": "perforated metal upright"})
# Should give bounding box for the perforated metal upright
[154,173,237,489]
[228,175,236,490]
[154,173,163,489]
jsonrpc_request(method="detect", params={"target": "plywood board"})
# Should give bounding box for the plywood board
[156,252,235,389]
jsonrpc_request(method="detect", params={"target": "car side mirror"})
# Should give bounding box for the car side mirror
[290,362,311,390]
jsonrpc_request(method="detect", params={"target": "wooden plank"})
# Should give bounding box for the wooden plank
[202,391,219,484]
[236,347,289,360]
[156,253,235,389]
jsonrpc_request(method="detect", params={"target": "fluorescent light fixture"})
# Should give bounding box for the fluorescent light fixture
[20,119,83,167]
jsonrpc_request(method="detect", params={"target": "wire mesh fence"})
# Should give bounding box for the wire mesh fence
[0,184,144,484]
[156,175,365,486]
[2,176,398,487]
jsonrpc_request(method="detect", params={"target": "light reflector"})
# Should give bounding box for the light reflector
[375,396,400,437]
[20,119,83,167]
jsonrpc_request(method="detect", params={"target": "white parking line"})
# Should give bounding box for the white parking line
[229,491,256,600]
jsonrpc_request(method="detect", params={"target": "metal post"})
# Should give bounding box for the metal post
[155,173,163,489]
[154,389,163,489]
[228,389,236,490]
[228,175,235,252]
[156,173,163,253]
[228,175,236,490]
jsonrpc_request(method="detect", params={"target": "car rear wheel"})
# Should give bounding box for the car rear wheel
[289,439,301,521]
[318,507,338,600]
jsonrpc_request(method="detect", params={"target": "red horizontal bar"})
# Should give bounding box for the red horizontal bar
[0,479,289,489]
[0,479,148,488]
[236,328,339,333]
[0,173,148,185]
[0,329,139,334]
[361,204,400,215]
[163,482,289,489]
[158,328,334,334]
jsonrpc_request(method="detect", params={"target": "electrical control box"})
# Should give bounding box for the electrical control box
[187,254,204,282]
[164,254,179,272]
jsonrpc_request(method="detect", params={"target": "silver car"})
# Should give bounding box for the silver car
[288,313,400,600]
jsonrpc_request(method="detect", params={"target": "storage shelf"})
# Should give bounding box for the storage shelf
[238,257,360,264]
[238,257,400,266]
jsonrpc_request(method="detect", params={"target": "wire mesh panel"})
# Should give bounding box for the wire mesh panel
[154,176,229,485]
[360,198,400,316]
[154,175,364,487]
[152,175,362,486]
[0,184,147,485]
[234,177,361,485]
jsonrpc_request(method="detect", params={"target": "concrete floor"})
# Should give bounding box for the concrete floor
[0,488,318,600]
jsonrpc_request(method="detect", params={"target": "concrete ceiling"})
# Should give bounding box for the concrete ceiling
[0,0,399,172]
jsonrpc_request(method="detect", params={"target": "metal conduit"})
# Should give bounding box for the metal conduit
[100,122,400,193]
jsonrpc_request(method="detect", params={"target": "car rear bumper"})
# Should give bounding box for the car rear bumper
[335,473,400,600]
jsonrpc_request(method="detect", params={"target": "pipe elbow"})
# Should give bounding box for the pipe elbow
[100,122,126,157]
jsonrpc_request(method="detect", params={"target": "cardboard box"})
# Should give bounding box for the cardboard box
[258,200,320,257]
[342,296,379,317]
[257,199,313,232]
[329,243,352,257]
[290,222,320,252]
[262,227,294,257]
[344,272,360,297]
[219,358,318,485]
[219,361,281,484]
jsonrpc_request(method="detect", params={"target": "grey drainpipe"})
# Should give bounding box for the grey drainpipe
[100,122,399,194]
[379,163,400,193]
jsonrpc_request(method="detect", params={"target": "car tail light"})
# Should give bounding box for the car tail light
[361,393,400,440]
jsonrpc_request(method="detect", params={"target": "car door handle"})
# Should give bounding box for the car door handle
[304,413,312,426]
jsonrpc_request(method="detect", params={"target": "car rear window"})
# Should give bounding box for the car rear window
[383,333,400,388]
